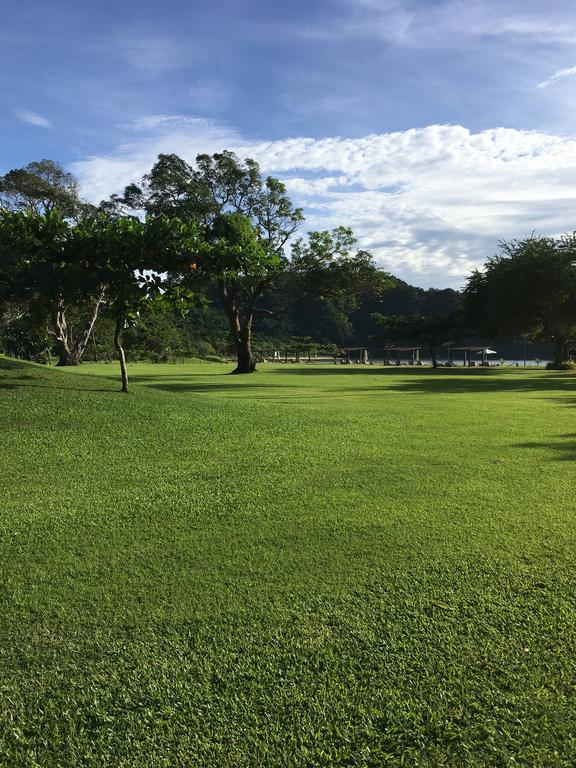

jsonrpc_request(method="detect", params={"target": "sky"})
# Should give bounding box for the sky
[2,0,576,288]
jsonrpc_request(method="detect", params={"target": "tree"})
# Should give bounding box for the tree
[0,159,85,219]
[0,209,198,377]
[464,236,576,367]
[289,227,391,307]
[107,151,304,373]
[95,214,199,391]
[0,209,107,366]
[107,153,392,373]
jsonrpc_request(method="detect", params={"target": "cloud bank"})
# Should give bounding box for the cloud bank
[72,119,576,288]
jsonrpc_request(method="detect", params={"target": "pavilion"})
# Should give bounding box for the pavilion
[448,346,497,366]
[381,346,421,365]
[342,346,371,364]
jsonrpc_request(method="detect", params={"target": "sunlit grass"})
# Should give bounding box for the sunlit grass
[1,357,575,766]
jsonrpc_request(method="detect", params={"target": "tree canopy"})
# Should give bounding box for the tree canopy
[464,235,576,366]
[0,159,85,219]
[106,151,389,373]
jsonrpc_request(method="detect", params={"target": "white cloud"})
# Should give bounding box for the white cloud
[306,0,576,46]
[537,65,576,89]
[72,120,576,289]
[130,115,221,132]
[15,109,51,128]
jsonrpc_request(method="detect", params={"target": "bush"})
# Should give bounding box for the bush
[2,317,50,362]
[546,360,576,370]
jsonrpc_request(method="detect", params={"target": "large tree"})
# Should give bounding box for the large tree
[107,152,392,372]
[106,151,304,373]
[464,235,576,367]
[0,159,85,218]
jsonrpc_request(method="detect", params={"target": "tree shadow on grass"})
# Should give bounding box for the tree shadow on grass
[0,381,117,393]
[118,368,576,400]
[136,381,296,396]
[515,434,576,461]
[272,366,575,396]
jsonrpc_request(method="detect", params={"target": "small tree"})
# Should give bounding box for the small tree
[96,215,199,391]
[288,227,392,318]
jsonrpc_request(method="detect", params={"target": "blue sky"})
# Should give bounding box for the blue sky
[3,0,576,287]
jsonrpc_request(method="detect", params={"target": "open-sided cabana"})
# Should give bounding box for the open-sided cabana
[342,347,370,364]
[448,346,497,366]
[382,346,421,365]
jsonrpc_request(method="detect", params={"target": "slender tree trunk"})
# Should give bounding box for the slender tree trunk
[114,317,129,393]
[73,291,105,363]
[53,304,74,366]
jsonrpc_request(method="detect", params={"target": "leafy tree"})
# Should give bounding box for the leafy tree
[289,227,391,306]
[106,154,391,372]
[0,210,107,366]
[0,159,85,218]
[86,214,199,391]
[464,236,576,367]
[106,151,304,373]
[0,209,198,379]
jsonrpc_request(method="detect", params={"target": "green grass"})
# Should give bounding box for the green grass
[1,358,575,767]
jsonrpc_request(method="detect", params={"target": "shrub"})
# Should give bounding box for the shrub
[546,360,576,370]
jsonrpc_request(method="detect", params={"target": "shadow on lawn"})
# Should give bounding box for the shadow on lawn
[515,433,576,461]
[0,380,115,392]
[272,366,576,394]
[126,366,576,398]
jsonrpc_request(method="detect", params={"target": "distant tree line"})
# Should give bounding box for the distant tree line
[2,157,575,389]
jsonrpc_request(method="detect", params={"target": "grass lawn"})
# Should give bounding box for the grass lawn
[1,357,575,767]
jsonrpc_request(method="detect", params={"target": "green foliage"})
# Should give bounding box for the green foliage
[1,360,576,765]
[0,159,85,218]
[290,226,392,309]
[464,235,576,363]
[546,360,576,370]
[202,212,273,277]
[0,314,50,361]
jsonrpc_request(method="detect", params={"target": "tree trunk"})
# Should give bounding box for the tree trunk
[52,292,105,366]
[429,344,438,368]
[232,333,256,374]
[53,305,76,366]
[552,336,568,368]
[114,317,129,393]
[73,291,105,364]
[218,279,257,374]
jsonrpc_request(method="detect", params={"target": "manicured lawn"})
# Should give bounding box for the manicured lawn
[1,357,575,766]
